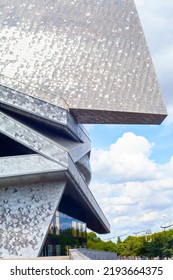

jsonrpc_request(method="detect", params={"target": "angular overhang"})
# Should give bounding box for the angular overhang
[0,0,167,258]
[0,0,167,124]
[0,90,110,234]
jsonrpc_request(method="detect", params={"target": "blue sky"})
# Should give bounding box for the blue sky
[85,0,173,241]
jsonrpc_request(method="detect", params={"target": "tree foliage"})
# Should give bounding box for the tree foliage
[87,232,116,252]
[87,229,173,259]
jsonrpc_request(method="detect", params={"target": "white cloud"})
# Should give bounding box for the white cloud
[91,132,156,183]
[86,1,173,240]
[139,211,160,223]
[90,133,173,238]
[87,1,173,240]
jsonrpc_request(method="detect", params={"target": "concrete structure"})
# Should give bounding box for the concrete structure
[0,0,167,258]
[70,249,118,260]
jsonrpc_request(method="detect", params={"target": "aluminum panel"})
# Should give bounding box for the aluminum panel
[0,0,167,124]
[0,155,66,178]
[0,112,68,166]
[0,181,65,258]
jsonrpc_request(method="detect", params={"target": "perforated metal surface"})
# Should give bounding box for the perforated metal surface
[0,0,167,259]
[0,181,65,258]
[0,155,66,178]
[0,91,110,258]
[0,0,167,124]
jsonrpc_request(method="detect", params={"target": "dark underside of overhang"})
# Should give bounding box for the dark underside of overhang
[70,108,167,125]
[59,179,110,234]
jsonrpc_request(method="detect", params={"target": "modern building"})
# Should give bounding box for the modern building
[41,211,87,256]
[0,0,167,258]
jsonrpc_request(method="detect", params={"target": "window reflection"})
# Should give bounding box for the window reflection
[49,210,86,238]
[42,210,87,256]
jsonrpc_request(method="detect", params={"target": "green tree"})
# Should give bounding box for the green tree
[87,232,116,252]
[87,232,101,242]
[87,229,173,259]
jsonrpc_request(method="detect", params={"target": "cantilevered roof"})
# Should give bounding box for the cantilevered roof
[0,88,110,234]
[0,0,167,124]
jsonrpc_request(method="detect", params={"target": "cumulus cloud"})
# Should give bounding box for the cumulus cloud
[86,1,173,240]
[91,132,156,183]
[90,133,173,238]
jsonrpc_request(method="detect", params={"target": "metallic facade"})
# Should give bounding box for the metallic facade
[0,89,110,258]
[0,0,167,258]
[0,0,167,123]
[0,181,65,258]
